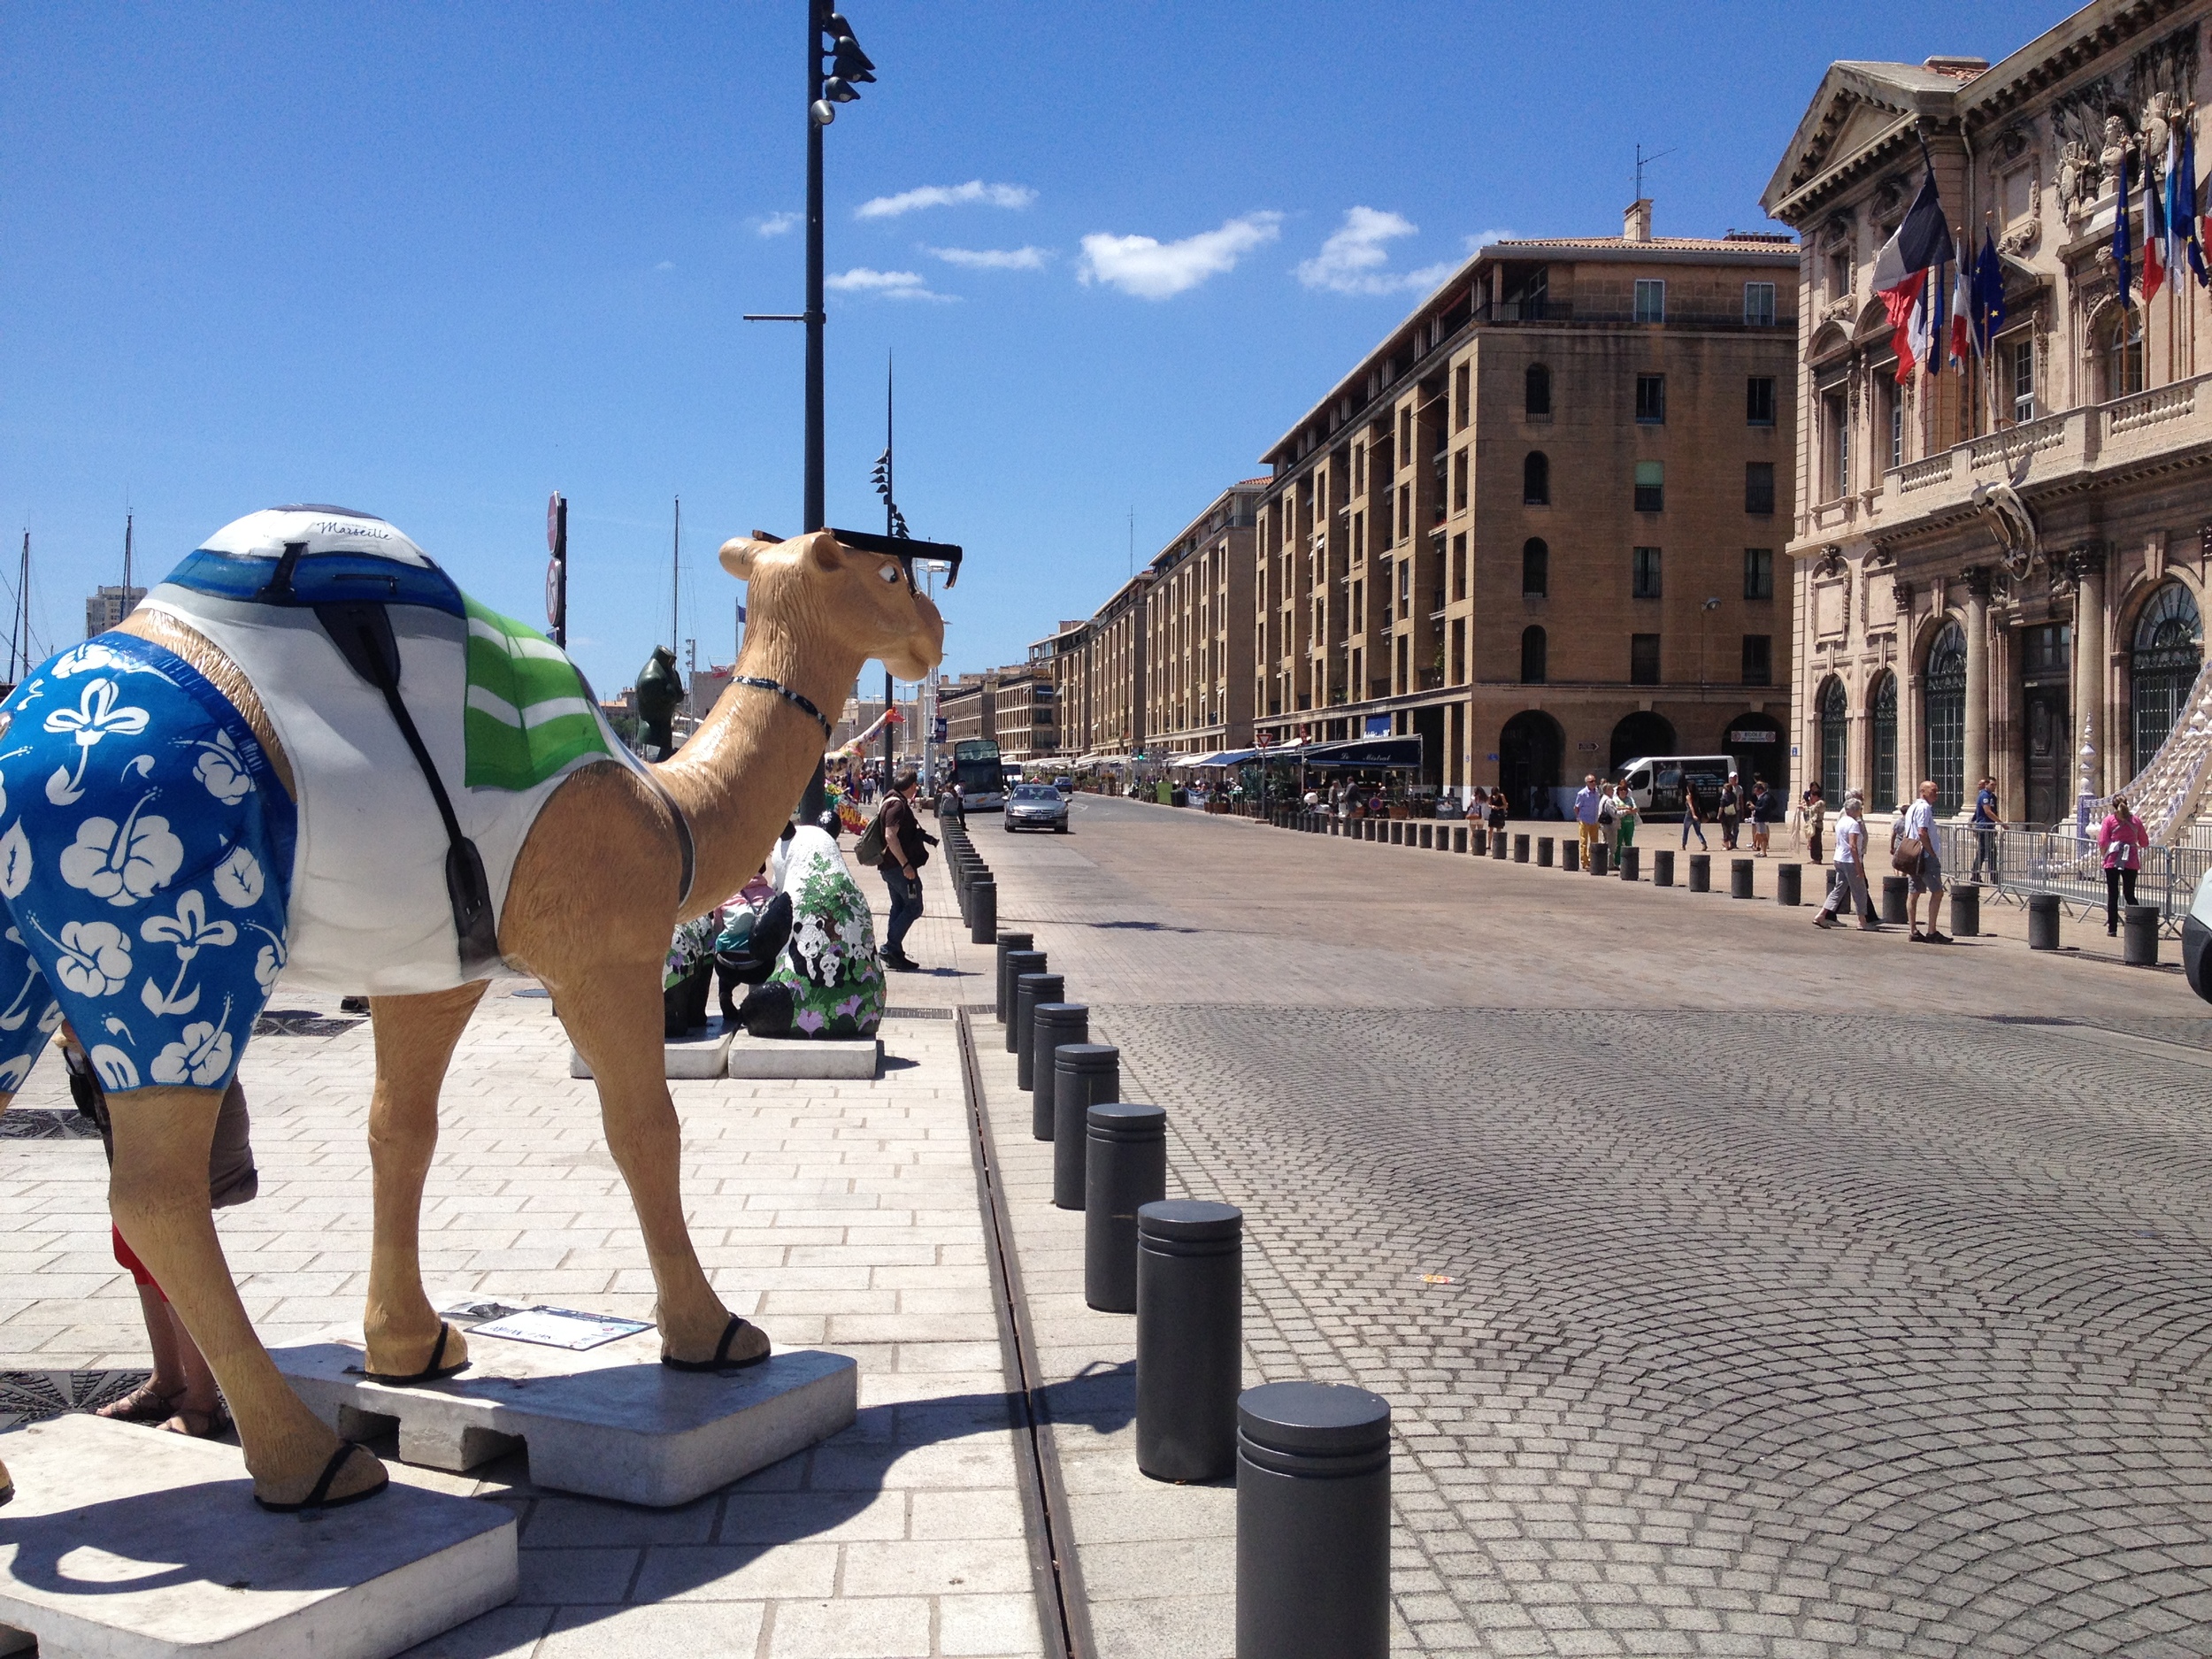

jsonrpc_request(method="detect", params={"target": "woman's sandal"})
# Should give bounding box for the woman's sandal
[93,1379,182,1425]
[661,1314,772,1374]
[359,1321,469,1386]
[251,1443,388,1515]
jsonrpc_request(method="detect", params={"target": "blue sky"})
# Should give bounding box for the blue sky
[5,1,2064,695]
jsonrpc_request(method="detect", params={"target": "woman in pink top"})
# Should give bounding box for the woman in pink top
[2098,796,2151,936]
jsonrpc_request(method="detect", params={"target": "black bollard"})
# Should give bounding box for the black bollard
[1389,821,1403,846]
[1619,846,1640,882]
[1949,884,1980,937]
[1590,842,1610,878]
[1137,1200,1242,1483]
[2124,903,2160,966]
[1417,825,1432,849]
[1492,830,1508,860]
[1235,1381,1391,1659]
[1452,826,1467,854]
[1053,1045,1118,1209]
[1730,857,1755,899]
[1654,849,1674,887]
[1562,838,1580,872]
[1014,972,1064,1092]
[1882,876,1909,925]
[2028,892,2060,949]
[1527,835,1542,865]
[1688,853,1710,892]
[1085,1102,1166,1312]
[969,878,998,945]
[994,932,1034,1023]
[1031,1003,1088,1141]
[1002,951,1046,1053]
[1776,864,1801,907]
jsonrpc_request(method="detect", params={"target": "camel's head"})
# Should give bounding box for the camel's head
[719,529,945,681]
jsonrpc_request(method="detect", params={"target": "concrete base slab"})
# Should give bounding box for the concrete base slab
[726,1033,881,1079]
[0,1414,516,1659]
[271,1329,857,1509]
[569,1014,733,1080]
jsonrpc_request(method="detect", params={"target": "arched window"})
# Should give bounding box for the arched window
[1870,671,1898,809]
[1523,452,1549,505]
[1525,364,1551,418]
[2132,582,2204,773]
[1522,538,1548,596]
[1924,622,1967,814]
[1817,678,1848,803]
[2100,305,2146,400]
[1520,625,1547,684]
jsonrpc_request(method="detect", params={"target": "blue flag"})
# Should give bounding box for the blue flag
[2113,150,2134,310]
[2185,128,2209,288]
[1972,228,2006,353]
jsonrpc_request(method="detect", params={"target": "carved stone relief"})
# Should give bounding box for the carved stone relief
[1815,579,1847,639]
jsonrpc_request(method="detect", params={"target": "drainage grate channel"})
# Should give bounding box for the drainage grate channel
[881,1006,954,1020]
[1983,1015,2080,1026]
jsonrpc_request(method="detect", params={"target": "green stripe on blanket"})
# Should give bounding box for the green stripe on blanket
[462,596,611,790]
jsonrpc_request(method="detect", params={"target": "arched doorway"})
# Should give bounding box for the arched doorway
[1721,710,1786,794]
[1816,678,1847,802]
[1499,710,1563,818]
[1924,621,1966,814]
[1869,671,1897,808]
[2132,582,2203,774]
[1609,710,1676,772]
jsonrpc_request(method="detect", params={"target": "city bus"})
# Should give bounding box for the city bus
[952,739,1007,810]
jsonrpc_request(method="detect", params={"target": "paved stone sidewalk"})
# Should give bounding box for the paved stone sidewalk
[1,951,1044,1658]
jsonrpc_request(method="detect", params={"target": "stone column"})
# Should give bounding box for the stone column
[2069,549,2108,794]
[1962,568,1992,802]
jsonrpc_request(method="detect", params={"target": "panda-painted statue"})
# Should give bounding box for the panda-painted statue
[733,820,884,1039]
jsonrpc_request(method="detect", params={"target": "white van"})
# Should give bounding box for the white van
[1616,755,1736,820]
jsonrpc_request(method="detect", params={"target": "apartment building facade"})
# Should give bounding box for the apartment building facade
[1764,1,2212,829]
[1139,483,1262,757]
[1252,209,1799,809]
[934,666,1059,763]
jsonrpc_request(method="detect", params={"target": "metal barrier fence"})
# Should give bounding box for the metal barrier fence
[1932,824,2211,933]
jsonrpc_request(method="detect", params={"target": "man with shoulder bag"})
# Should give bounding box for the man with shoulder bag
[1896,779,1949,944]
[864,771,935,972]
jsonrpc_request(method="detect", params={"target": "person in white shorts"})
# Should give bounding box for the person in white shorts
[1901,778,1949,943]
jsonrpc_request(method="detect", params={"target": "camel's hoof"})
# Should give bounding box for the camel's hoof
[663,1314,772,1373]
[252,1443,388,1513]
[362,1320,471,1386]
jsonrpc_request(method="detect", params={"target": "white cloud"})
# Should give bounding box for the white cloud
[1077,212,1283,300]
[1465,228,1516,251]
[1296,206,1459,296]
[824,267,955,302]
[757,211,799,237]
[856,180,1036,220]
[653,260,675,273]
[924,244,1050,271]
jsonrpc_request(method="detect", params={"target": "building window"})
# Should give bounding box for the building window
[2010,337,2035,423]
[1521,626,1547,684]
[1451,533,1467,601]
[2132,582,2204,774]
[1745,462,1775,515]
[1398,487,1412,541]
[1885,382,1903,470]
[1821,389,1848,499]
[1741,634,1771,686]
[1631,634,1661,685]
[1632,546,1663,599]
[1924,621,1967,815]
[1634,279,1665,323]
[1524,452,1550,505]
[1452,449,1469,512]
[1525,364,1551,417]
[1450,618,1465,685]
[1522,538,1548,596]
[1636,374,1666,423]
[2101,307,2146,399]
[1817,677,1848,801]
[1455,363,1471,429]
[1870,671,1897,807]
[1633,460,1663,513]
[1747,377,1776,426]
[1744,281,1778,326]
[1828,247,1852,301]
[1744,547,1773,601]
[1397,557,1410,618]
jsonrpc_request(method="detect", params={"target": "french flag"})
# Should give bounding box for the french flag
[1873,168,1950,381]
[1948,239,1972,368]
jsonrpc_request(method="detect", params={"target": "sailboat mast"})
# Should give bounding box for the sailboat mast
[12,531,28,681]
[122,512,134,612]
[671,495,681,652]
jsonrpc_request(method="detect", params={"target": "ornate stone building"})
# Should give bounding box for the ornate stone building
[1764,1,2212,833]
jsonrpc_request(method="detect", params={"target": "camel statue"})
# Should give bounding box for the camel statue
[0,511,941,1513]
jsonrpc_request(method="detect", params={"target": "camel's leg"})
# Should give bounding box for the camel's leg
[108,1085,383,1506]
[558,962,760,1363]
[361,982,488,1378]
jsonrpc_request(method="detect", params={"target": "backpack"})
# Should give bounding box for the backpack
[854,806,888,867]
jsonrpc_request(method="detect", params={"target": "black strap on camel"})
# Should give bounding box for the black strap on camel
[263,544,503,978]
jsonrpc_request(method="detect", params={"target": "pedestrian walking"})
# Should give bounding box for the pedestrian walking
[867,770,933,972]
[1801,784,1826,865]
[1898,779,1949,943]
[936,780,964,824]
[1486,787,1507,833]
[1573,774,1603,862]
[1749,780,1774,856]
[1811,791,1878,931]
[2098,795,2149,936]
[1680,789,1709,849]
[1614,778,1639,856]
[1969,777,2001,885]
[1718,774,1743,850]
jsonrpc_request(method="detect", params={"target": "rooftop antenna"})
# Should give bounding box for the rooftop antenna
[1633,142,1676,200]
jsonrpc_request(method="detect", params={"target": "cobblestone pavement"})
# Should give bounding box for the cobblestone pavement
[967,795,2212,1657]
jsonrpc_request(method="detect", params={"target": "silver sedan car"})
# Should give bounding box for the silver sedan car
[1004,782,1071,833]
